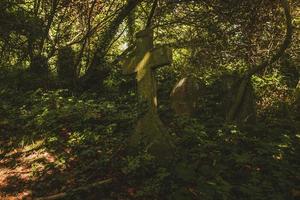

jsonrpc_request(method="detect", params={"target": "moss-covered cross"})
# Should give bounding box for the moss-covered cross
[122,28,173,158]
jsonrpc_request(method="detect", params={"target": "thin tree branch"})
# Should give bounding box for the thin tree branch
[246,0,293,77]
[146,0,158,28]
[227,0,293,122]
[34,178,113,200]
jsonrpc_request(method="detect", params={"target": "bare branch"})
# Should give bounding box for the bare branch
[227,0,293,122]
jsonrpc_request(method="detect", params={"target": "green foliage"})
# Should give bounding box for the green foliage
[0,82,299,199]
[168,120,298,200]
[0,0,299,199]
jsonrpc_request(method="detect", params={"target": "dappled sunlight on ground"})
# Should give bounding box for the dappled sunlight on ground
[0,139,57,200]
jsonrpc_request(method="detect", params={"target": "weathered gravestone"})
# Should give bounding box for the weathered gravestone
[169,73,256,123]
[216,73,256,123]
[170,77,200,116]
[122,28,173,157]
[57,46,76,87]
[295,81,300,132]
[296,81,300,101]
[295,80,300,115]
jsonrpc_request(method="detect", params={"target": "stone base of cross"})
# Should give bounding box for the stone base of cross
[122,28,173,158]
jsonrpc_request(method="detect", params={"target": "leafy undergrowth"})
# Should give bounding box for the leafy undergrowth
[0,88,299,200]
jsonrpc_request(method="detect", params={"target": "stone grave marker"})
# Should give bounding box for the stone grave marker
[122,28,173,157]
[170,77,200,116]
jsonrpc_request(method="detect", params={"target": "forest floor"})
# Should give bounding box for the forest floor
[0,87,299,200]
[0,136,118,200]
[0,138,52,199]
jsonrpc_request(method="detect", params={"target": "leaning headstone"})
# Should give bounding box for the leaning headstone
[295,81,300,132]
[233,80,256,123]
[57,46,76,87]
[221,73,256,123]
[170,73,256,123]
[170,77,199,116]
[29,55,49,75]
[296,81,300,101]
[122,28,173,158]
[295,80,300,114]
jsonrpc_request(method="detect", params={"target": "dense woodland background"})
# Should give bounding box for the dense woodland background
[0,0,299,199]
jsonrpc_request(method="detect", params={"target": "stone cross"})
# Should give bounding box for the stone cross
[122,28,173,157]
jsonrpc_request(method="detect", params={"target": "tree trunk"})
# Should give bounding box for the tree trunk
[81,0,141,89]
